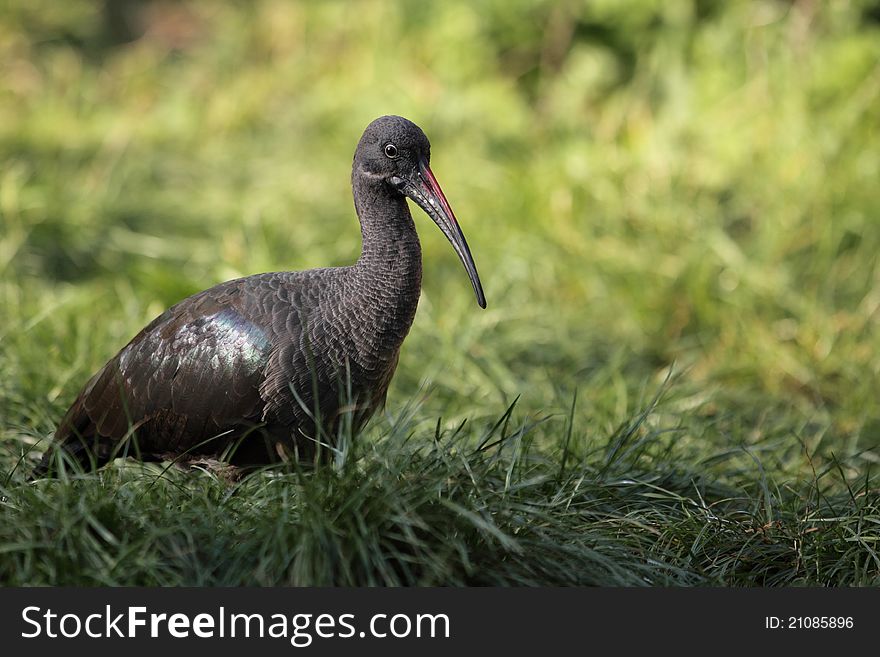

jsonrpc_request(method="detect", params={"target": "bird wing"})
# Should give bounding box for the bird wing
[55,281,276,457]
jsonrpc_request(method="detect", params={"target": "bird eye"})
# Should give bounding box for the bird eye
[384,143,398,159]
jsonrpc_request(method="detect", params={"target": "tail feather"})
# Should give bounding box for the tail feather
[28,399,113,480]
[28,438,110,481]
[30,444,76,481]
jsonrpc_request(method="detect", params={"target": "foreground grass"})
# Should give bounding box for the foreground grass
[2,1,880,585]
[3,383,878,586]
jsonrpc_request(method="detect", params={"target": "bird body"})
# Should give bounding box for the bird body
[33,116,485,476]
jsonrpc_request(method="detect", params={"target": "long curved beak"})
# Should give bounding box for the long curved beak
[394,158,486,309]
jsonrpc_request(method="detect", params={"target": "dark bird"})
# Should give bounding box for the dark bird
[33,115,485,477]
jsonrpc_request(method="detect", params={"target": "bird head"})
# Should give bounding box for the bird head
[354,115,486,309]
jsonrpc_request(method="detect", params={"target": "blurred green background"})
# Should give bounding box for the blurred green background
[2,0,879,481]
[2,0,880,586]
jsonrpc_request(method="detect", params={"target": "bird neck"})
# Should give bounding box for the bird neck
[352,175,423,293]
[347,175,423,360]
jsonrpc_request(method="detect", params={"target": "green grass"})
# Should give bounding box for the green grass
[2,0,879,586]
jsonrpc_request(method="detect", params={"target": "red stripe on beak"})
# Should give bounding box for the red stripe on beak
[419,161,458,225]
